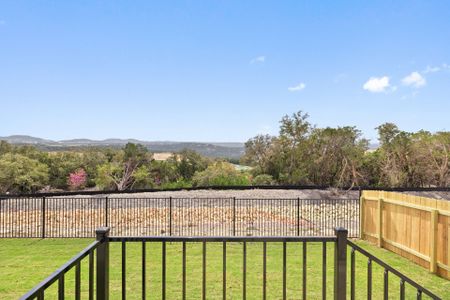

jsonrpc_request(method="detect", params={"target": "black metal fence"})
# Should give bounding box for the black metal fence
[20,227,441,300]
[347,240,440,299]
[0,197,359,238]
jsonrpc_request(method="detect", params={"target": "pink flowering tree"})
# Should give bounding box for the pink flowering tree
[68,168,87,190]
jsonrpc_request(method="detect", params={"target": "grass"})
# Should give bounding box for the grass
[0,239,448,299]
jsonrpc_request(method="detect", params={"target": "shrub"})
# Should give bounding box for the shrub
[67,169,87,190]
[159,179,192,189]
[252,174,274,186]
[0,153,49,193]
[192,161,251,187]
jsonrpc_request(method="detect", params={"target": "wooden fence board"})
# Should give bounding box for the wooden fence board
[361,190,450,280]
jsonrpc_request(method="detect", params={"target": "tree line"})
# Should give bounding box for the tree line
[1,110,449,194]
[241,111,450,188]
[0,141,250,194]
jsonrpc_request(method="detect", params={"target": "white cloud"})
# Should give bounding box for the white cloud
[422,63,450,74]
[363,76,391,93]
[250,56,265,64]
[402,71,426,88]
[423,65,440,74]
[288,82,306,92]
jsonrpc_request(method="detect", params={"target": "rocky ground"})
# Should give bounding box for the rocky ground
[401,191,450,201]
[100,188,360,199]
[0,189,360,238]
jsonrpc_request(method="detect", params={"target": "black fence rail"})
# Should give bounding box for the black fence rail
[347,241,440,299]
[0,197,359,238]
[20,239,100,300]
[20,227,441,300]
[20,228,344,300]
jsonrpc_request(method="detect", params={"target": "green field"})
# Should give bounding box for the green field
[0,239,448,299]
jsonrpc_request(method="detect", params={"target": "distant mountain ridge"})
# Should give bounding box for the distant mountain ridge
[0,135,245,159]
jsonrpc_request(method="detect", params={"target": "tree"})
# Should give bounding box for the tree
[0,141,13,155]
[68,168,87,190]
[173,149,209,180]
[428,132,450,186]
[79,148,108,187]
[375,124,415,187]
[308,126,368,187]
[277,111,312,184]
[45,152,83,189]
[131,165,153,189]
[240,134,274,174]
[376,123,400,146]
[95,143,153,190]
[0,153,49,193]
[151,160,181,186]
[374,125,446,187]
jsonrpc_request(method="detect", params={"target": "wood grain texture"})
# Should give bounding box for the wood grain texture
[361,191,450,280]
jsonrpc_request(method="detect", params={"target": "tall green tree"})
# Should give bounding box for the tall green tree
[95,143,153,190]
[172,149,209,180]
[308,126,368,187]
[0,153,49,193]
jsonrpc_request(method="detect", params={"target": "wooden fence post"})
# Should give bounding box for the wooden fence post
[360,193,365,239]
[448,223,450,277]
[430,209,438,273]
[377,191,384,248]
[448,223,450,275]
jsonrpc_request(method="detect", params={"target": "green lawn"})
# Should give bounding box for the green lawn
[0,239,448,299]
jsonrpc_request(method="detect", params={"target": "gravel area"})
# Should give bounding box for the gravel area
[400,191,450,201]
[0,189,360,238]
[5,189,449,239]
[99,188,360,199]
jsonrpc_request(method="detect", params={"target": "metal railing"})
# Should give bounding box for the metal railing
[20,239,100,300]
[20,227,344,300]
[20,227,442,300]
[347,241,440,299]
[0,197,359,238]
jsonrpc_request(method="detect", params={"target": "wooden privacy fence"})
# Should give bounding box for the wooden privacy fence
[360,190,450,279]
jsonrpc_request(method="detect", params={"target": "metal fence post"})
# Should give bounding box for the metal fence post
[334,227,348,300]
[296,197,300,236]
[41,197,46,239]
[96,227,110,300]
[105,197,109,227]
[232,197,236,236]
[169,197,172,236]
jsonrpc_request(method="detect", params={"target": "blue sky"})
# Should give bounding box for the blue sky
[1,1,449,142]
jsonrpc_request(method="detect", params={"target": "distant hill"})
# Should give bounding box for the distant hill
[0,135,245,159]
[0,135,60,145]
